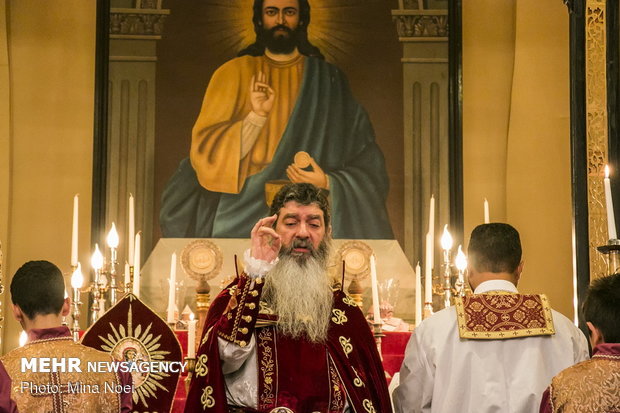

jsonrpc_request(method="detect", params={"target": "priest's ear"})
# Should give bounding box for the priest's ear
[12,304,24,323]
[586,321,604,347]
[514,261,524,283]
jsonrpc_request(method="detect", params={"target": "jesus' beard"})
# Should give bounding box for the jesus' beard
[262,239,334,343]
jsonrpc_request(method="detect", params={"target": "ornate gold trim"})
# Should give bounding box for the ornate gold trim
[585,0,610,280]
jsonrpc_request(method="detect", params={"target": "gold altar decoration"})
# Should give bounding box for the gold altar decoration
[585,0,611,280]
[332,241,373,307]
[181,239,223,351]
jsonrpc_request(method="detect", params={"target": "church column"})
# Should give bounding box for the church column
[107,0,169,262]
[583,0,612,280]
[392,5,449,269]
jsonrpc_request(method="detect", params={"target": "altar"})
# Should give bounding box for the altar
[140,238,418,324]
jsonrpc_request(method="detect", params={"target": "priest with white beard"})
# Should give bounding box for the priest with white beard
[184,183,391,413]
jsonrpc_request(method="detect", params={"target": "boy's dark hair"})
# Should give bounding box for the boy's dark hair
[10,260,65,319]
[269,182,330,227]
[467,223,522,273]
[583,273,620,343]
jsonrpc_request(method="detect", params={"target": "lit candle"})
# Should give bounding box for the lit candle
[91,244,104,284]
[455,245,467,285]
[71,194,79,267]
[106,223,119,249]
[187,313,197,358]
[133,232,141,297]
[441,225,453,251]
[167,252,177,324]
[415,262,422,326]
[369,255,381,323]
[604,165,617,240]
[128,194,135,266]
[484,198,490,224]
[424,232,433,303]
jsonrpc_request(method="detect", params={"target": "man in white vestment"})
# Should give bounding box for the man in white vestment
[393,223,589,413]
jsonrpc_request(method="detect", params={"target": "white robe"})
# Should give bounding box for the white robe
[392,280,589,413]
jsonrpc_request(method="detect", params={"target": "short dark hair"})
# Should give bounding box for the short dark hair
[467,223,522,273]
[238,0,324,59]
[269,183,330,227]
[583,273,620,343]
[10,260,65,319]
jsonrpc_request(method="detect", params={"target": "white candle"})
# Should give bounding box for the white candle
[133,232,141,297]
[187,313,197,358]
[128,194,135,266]
[455,245,467,285]
[424,232,433,303]
[604,165,617,240]
[124,261,130,287]
[369,255,381,323]
[167,252,177,323]
[415,262,422,326]
[428,195,435,246]
[71,194,79,267]
[484,198,490,224]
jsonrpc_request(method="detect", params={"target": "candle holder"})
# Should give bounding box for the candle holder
[90,268,102,325]
[442,249,453,308]
[108,247,119,306]
[72,286,82,342]
[423,301,434,319]
[125,265,134,294]
[184,356,196,394]
[596,239,620,276]
[370,321,385,360]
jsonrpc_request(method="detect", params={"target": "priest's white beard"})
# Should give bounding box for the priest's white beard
[263,240,333,343]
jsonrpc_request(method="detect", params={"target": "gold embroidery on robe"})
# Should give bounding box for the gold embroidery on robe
[550,356,620,412]
[455,293,555,339]
[331,309,348,325]
[258,328,276,409]
[1,337,121,413]
[201,386,216,409]
[339,337,353,358]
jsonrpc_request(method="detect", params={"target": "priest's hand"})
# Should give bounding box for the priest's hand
[250,215,281,262]
[286,157,329,189]
[250,71,275,117]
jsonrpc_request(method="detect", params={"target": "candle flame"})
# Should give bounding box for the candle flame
[106,222,119,248]
[91,244,104,270]
[19,331,28,347]
[605,164,610,179]
[440,225,453,250]
[71,263,84,289]
[455,245,467,271]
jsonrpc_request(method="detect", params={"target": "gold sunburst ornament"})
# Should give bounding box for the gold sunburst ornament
[81,294,183,412]
[99,304,171,407]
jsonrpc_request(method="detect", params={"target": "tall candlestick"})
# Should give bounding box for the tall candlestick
[604,165,617,240]
[128,194,135,266]
[167,252,177,324]
[424,232,433,303]
[133,232,141,297]
[187,313,197,358]
[369,255,381,323]
[415,262,422,326]
[71,194,79,267]
[124,261,130,287]
[484,198,490,224]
